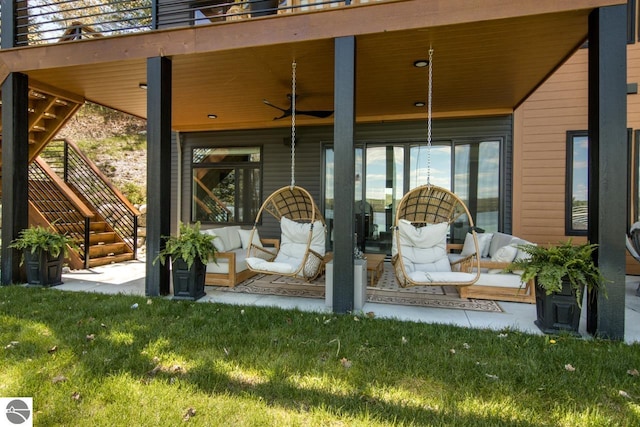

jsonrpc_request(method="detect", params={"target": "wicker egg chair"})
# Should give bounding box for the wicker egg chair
[392,184,481,288]
[245,185,327,281]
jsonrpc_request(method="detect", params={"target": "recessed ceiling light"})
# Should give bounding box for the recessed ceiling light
[414,101,426,107]
[413,60,429,68]
[207,114,217,119]
[139,83,147,89]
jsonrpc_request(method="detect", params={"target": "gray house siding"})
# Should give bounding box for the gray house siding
[179,115,513,239]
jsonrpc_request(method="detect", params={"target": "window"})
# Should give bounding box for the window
[323,138,504,253]
[191,147,261,224]
[566,131,589,235]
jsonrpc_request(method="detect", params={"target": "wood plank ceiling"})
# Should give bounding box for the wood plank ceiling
[9,1,614,132]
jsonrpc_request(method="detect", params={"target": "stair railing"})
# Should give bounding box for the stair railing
[28,158,95,268]
[41,139,140,259]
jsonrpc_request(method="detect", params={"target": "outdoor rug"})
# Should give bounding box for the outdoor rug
[211,262,503,313]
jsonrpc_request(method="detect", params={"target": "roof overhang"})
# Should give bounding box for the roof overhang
[0,0,623,131]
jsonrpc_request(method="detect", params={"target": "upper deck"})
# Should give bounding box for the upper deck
[0,0,624,131]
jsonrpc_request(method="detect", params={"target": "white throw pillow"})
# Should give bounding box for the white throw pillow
[202,228,225,252]
[280,217,326,257]
[226,226,242,250]
[491,245,518,263]
[238,229,263,249]
[460,232,493,257]
[397,219,448,249]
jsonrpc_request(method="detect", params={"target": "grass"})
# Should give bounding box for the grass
[1,286,639,426]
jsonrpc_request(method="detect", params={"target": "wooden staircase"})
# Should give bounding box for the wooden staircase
[0,78,139,270]
[0,80,85,172]
[28,157,137,269]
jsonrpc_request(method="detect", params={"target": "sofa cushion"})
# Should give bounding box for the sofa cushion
[238,228,263,249]
[488,232,515,258]
[461,232,493,257]
[491,244,518,263]
[206,248,245,274]
[226,226,242,250]
[202,228,226,252]
[473,272,528,288]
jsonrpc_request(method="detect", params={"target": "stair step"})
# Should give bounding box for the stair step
[87,252,135,268]
[88,232,118,245]
[90,221,108,232]
[88,242,129,258]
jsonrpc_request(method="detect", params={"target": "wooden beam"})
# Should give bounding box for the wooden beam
[1,73,30,285]
[587,5,627,340]
[145,56,173,296]
[332,36,356,313]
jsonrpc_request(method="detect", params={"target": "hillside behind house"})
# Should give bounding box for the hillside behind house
[55,102,148,206]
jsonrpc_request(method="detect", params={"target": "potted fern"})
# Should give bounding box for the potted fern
[155,222,216,301]
[9,225,76,287]
[507,240,606,335]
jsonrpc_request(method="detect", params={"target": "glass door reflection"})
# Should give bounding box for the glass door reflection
[358,146,404,255]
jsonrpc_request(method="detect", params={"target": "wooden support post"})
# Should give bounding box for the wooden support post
[145,56,172,296]
[1,73,30,285]
[332,36,356,313]
[587,5,627,340]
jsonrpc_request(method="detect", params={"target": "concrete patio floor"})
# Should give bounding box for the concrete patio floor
[55,260,640,344]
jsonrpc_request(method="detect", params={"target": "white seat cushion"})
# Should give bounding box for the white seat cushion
[238,229,263,249]
[246,257,296,274]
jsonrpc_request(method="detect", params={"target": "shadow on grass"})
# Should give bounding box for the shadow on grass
[1,285,639,426]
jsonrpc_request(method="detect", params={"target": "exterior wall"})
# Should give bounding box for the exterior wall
[514,43,640,274]
[179,116,513,239]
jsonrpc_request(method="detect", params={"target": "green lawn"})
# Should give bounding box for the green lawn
[1,285,639,426]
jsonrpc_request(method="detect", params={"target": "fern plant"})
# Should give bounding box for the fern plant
[507,240,606,307]
[9,226,76,261]
[155,222,216,269]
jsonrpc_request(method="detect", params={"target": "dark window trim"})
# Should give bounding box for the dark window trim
[631,130,639,227]
[566,130,589,236]
[190,145,263,225]
[629,0,636,44]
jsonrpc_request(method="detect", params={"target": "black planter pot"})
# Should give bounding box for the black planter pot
[24,249,64,287]
[172,257,206,301]
[249,0,279,17]
[534,280,583,336]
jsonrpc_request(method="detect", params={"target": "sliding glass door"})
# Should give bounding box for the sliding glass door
[323,138,503,254]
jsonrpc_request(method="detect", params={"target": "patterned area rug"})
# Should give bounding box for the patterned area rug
[211,262,503,313]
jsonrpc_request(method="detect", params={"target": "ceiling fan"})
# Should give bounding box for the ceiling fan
[262,94,333,120]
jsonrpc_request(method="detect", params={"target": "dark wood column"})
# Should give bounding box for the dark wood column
[332,36,356,313]
[587,5,627,340]
[1,73,30,285]
[145,56,172,296]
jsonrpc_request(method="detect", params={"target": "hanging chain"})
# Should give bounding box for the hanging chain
[426,47,433,186]
[290,60,297,189]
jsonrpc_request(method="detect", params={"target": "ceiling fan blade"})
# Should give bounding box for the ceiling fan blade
[262,99,287,113]
[272,111,291,120]
[296,109,334,118]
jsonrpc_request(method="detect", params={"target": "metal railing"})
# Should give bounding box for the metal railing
[28,158,93,266]
[4,0,381,47]
[40,139,140,258]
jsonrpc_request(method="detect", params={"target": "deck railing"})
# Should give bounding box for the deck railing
[40,139,140,258]
[3,0,382,47]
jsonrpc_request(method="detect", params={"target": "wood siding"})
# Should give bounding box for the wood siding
[180,116,513,240]
[514,42,640,274]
